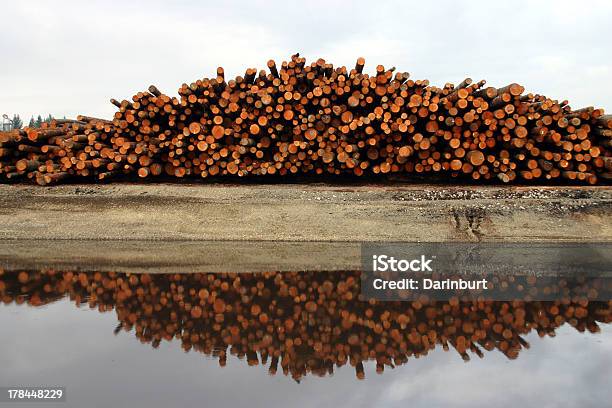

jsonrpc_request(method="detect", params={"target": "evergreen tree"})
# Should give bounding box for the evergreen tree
[45,114,53,124]
[28,117,35,128]
[35,115,43,128]
[11,114,23,129]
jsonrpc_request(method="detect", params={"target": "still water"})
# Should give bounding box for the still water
[0,269,610,407]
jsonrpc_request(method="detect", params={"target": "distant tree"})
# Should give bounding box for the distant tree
[28,116,35,128]
[11,114,23,129]
[45,114,53,124]
[35,115,43,128]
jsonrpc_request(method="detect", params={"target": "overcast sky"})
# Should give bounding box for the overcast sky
[1,0,611,123]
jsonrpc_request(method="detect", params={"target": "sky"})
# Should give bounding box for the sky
[1,0,611,124]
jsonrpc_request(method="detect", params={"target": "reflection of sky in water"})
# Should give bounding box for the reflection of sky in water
[0,300,610,408]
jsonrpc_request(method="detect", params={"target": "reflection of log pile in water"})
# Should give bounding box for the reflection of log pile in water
[1,268,610,381]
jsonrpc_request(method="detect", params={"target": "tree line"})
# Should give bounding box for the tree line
[2,114,65,130]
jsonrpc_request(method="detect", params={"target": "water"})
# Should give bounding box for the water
[0,269,610,408]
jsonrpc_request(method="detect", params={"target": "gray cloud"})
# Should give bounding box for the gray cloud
[1,0,611,123]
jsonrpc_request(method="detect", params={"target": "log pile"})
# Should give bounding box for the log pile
[1,53,611,185]
[1,268,609,381]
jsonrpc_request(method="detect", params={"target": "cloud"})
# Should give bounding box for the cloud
[1,0,611,122]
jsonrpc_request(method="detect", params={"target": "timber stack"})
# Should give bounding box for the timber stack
[1,53,611,185]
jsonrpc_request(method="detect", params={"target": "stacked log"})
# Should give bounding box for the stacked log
[1,268,609,381]
[0,118,122,185]
[1,54,610,185]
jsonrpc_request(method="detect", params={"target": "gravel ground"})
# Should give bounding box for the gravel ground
[0,183,609,242]
[0,183,609,272]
